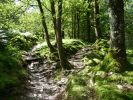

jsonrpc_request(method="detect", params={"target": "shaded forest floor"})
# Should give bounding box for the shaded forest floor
[15,39,88,100]
[64,39,133,100]
[1,39,133,100]
[23,39,133,100]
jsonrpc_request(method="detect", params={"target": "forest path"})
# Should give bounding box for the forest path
[69,45,91,69]
[21,53,67,100]
[20,44,91,100]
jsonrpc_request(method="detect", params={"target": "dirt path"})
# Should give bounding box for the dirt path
[20,53,67,100]
[19,45,91,100]
[69,45,91,69]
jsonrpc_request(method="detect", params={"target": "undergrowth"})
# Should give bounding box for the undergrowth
[0,34,35,99]
[34,39,85,82]
[66,39,133,100]
[35,39,85,60]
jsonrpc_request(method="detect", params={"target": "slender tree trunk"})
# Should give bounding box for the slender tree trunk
[109,0,127,70]
[74,13,76,38]
[77,11,80,39]
[87,0,91,41]
[56,0,71,69]
[50,0,57,39]
[94,0,101,39]
[37,0,55,53]
[61,30,64,39]
[72,12,74,38]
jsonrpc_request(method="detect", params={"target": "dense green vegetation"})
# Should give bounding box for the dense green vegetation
[0,33,36,98]
[66,40,133,100]
[0,0,133,99]
[35,39,85,60]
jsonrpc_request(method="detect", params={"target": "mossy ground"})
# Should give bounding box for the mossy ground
[32,39,85,82]
[35,39,85,61]
[0,34,34,99]
[66,39,133,100]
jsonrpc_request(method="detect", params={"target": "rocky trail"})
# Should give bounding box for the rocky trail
[19,45,91,100]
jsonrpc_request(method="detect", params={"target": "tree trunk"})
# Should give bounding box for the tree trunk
[109,0,127,70]
[77,11,80,39]
[50,0,57,39]
[72,12,74,38]
[94,0,101,39]
[74,13,76,38]
[87,0,91,41]
[37,0,55,53]
[56,0,71,69]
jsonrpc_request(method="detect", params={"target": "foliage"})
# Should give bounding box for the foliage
[63,39,85,56]
[125,0,133,49]
[7,34,37,51]
[83,39,108,66]
[99,53,119,72]
[66,40,133,100]
[0,32,35,98]
[66,73,89,100]
[0,50,27,91]
[35,39,85,60]
[0,0,133,99]
[127,50,133,57]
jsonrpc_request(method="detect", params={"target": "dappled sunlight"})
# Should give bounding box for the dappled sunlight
[0,0,133,99]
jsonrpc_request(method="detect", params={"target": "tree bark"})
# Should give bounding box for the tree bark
[56,0,71,69]
[87,0,91,41]
[94,0,101,39]
[109,0,127,70]
[72,12,74,38]
[77,11,80,39]
[36,0,55,53]
[50,0,57,37]
[74,13,76,38]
